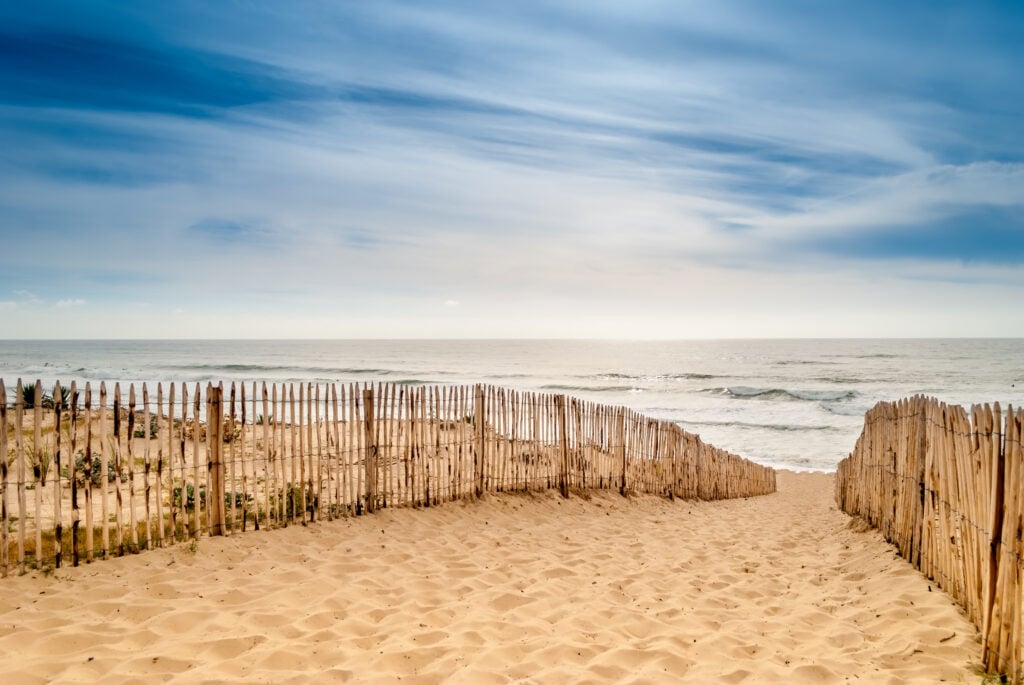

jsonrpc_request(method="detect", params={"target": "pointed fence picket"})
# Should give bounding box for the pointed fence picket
[0,378,776,579]
[836,395,1024,681]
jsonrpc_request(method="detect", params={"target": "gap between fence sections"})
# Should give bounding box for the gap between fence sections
[835,395,1024,681]
[0,379,776,577]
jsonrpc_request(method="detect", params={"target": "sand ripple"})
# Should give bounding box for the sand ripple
[0,472,979,683]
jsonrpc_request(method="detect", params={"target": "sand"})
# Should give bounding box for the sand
[0,472,981,684]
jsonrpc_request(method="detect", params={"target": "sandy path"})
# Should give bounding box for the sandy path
[0,472,980,683]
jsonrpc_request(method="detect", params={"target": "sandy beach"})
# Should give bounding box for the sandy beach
[0,471,979,683]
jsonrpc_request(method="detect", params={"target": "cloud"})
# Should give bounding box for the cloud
[0,2,1022,337]
[187,218,280,247]
[708,162,1024,267]
[0,30,319,116]
[55,298,86,308]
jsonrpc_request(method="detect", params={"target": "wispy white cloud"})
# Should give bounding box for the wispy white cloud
[0,1,1021,337]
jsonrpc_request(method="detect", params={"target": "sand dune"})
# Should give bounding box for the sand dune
[0,472,979,683]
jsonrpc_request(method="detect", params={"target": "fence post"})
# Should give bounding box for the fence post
[208,384,226,536]
[363,388,378,513]
[619,409,627,496]
[53,381,63,567]
[671,424,679,500]
[0,379,7,578]
[556,395,570,498]
[475,385,486,498]
[982,404,1006,670]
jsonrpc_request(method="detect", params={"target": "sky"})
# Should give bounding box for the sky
[1,1,1022,339]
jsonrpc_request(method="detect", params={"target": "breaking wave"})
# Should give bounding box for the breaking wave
[705,386,858,402]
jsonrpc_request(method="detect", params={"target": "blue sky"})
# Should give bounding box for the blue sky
[1,1,1022,338]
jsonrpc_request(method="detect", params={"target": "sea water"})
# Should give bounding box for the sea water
[1,339,1021,472]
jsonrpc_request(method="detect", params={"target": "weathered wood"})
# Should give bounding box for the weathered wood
[314,383,323,522]
[418,386,427,505]
[15,380,26,571]
[289,383,298,525]
[618,408,627,496]
[555,395,569,498]
[243,382,252,530]
[32,380,42,565]
[299,383,307,522]
[69,382,80,565]
[278,384,288,525]
[0,376,778,580]
[99,382,110,558]
[982,403,1006,667]
[351,383,361,513]
[363,387,377,514]
[208,384,225,536]
[471,385,481,499]
[112,383,125,556]
[191,383,202,539]
[397,386,407,507]
[0,380,7,577]
[329,383,340,520]
[168,383,179,542]
[142,384,152,548]
[155,383,164,546]
[52,381,63,568]
[84,383,94,561]
[229,383,237,533]
[127,384,138,553]
[262,382,271,529]
[835,396,1024,682]
[433,386,440,503]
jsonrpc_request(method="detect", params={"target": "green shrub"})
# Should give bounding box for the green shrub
[72,452,125,487]
[172,483,252,510]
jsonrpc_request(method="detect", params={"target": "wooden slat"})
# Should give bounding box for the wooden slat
[99,381,110,558]
[314,383,323,522]
[0,379,7,577]
[52,381,63,568]
[191,383,202,539]
[69,382,81,565]
[229,383,237,533]
[127,384,138,553]
[32,380,42,565]
[15,380,26,571]
[330,383,341,518]
[261,382,268,528]
[143,384,152,548]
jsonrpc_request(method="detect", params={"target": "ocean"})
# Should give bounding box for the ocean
[1,339,1021,472]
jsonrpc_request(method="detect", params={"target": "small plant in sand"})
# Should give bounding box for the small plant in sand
[133,414,159,439]
[20,382,39,409]
[173,483,205,510]
[40,385,71,410]
[70,452,125,487]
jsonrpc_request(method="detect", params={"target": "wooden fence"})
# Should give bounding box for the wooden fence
[1,378,776,577]
[835,395,1024,680]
